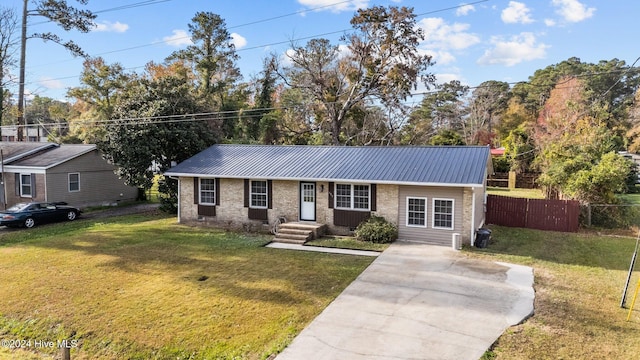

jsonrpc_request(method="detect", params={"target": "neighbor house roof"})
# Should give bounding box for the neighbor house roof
[165,144,491,187]
[7,144,96,169]
[0,142,57,163]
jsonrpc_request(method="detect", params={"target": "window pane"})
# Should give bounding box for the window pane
[433,199,453,228]
[251,181,267,208]
[69,173,80,192]
[335,184,351,208]
[21,174,31,196]
[407,198,426,226]
[200,179,215,204]
[353,185,369,209]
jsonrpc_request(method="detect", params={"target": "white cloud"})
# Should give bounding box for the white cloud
[39,76,65,90]
[434,73,465,87]
[417,17,480,66]
[552,0,595,23]
[477,32,548,66]
[544,18,556,27]
[231,33,247,49]
[297,0,369,13]
[93,21,129,33]
[420,49,456,66]
[456,4,475,16]
[419,18,481,51]
[163,29,192,47]
[501,1,534,24]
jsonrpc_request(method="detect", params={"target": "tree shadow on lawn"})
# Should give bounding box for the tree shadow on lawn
[23,217,372,306]
[475,226,637,271]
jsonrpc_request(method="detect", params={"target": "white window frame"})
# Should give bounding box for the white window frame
[199,178,216,205]
[432,198,455,230]
[250,180,268,209]
[334,183,370,211]
[406,197,427,228]
[20,174,32,197]
[68,173,80,192]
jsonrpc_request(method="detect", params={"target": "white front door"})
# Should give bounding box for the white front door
[300,182,316,221]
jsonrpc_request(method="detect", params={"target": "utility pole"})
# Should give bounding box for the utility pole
[17,0,27,141]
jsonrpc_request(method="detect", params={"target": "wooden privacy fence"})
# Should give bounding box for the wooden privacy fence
[486,195,580,232]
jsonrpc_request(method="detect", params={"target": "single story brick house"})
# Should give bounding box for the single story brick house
[0,142,138,208]
[165,144,492,246]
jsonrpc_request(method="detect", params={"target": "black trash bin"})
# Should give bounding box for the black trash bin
[475,228,492,248]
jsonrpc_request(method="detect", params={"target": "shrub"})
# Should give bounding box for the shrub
[354,215,398,243]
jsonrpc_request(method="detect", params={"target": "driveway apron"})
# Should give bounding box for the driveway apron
[276,241,534,360]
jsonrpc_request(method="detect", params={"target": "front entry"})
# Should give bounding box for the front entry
[300,182,316,221]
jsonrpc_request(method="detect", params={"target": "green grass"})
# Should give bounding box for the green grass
[305,236,390,252]
[467,226,640,359]
[487,186,545,199]
[0,214,374,359]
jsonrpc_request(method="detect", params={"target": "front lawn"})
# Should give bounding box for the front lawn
[0,214,374,359]
[306,236,390,252]
[467,226,640,359]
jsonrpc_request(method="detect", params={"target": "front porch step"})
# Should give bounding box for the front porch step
[272,222,328,244]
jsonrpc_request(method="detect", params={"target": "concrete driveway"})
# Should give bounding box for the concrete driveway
[276,241,534,360]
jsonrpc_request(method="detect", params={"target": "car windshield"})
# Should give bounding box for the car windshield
[7,203,29,211]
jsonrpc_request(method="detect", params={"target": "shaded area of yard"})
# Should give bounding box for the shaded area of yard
[0,214,374,359]
[468,226,640,359]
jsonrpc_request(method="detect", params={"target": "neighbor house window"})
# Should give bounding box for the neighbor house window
[433,198,454,229]
[335,183,370,210]
[20,174,32,197]
[406,197,427,227]
[68,173,80,192]
[199,178,216,205]
[250,180,268,208]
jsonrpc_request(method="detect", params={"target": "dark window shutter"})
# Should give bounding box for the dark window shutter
[328,182,334,209]
[244,179,249,208]
[370,184,377,211]
[215,178,220,205]
[193,178,199,204]
[15,173,19,196]
[267,180,273,209]
[31,174,36,198]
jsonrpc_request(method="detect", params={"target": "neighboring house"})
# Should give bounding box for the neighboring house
[165,144,492,246]
[0,142,138,208]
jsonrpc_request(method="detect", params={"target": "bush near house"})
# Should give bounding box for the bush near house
[354,215,398,243]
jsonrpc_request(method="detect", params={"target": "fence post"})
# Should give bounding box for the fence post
[508,171,516,189]
[587,203,592,226]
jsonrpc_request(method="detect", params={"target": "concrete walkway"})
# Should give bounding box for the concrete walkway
[276,241,534,360]
[266,242,380,257]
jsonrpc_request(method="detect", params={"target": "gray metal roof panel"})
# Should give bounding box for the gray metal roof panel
[165,144,490,185]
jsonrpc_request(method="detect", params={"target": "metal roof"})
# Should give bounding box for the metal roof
[165,144,491,187]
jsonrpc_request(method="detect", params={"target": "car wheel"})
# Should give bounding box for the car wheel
[24,217,35,228]
[67,211,77,221]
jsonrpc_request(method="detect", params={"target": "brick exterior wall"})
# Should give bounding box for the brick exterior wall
[4,173,46,205]
[179,177,401,236]
[179,176,480,243]
[462,188,473,244]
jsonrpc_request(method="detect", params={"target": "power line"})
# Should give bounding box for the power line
[19,0,490,85]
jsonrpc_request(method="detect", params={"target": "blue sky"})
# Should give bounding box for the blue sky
[3,0,637,102]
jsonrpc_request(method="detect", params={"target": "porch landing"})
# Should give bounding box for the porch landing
[273,222,327,245]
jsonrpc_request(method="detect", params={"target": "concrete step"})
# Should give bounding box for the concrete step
[272,237,307,245]
[278,228,312,236]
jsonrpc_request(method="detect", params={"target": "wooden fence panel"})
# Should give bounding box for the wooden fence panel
[486,195,579,232]
[486,195,527,228]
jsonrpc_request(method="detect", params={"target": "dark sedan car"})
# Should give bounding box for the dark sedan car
[0,202,81,228]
